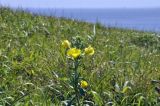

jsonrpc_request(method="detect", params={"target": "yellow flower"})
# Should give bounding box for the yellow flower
[67,48,81,59]
[62,40,71,48]
[84,45,95,56]
[80,80,88,88]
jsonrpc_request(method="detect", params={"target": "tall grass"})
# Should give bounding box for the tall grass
[0,7,160,105]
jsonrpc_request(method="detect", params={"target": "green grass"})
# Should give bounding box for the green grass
[0,7,160,105]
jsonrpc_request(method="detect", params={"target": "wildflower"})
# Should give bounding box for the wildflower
[84,45,95,56]
[80,80,88,88]
[62,40,71,48]
[67,48,81,59]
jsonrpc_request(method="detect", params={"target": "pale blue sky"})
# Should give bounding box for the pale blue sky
[0,0,160,8]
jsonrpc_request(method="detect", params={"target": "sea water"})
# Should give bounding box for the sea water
[26,8,160,32]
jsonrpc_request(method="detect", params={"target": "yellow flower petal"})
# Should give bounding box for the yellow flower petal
[61,40,71,48]
[67,48,81,59]
[84,45,95,56]
[80,80,88,88]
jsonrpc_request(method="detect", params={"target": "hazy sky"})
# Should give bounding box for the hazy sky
[1,0,160,8]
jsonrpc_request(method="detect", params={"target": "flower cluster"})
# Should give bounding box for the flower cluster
[61,38,95,104]
[62,40,95,59]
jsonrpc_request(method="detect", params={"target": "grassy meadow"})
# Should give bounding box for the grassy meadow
[0,7,160,105]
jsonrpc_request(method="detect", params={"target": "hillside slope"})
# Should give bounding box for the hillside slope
[0,8,160,105]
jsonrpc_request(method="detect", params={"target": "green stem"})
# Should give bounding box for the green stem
[74,59,80,105]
